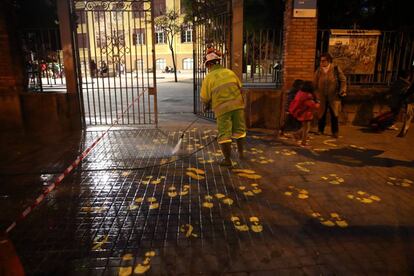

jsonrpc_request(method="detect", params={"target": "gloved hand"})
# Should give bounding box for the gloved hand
[203,102,211,113]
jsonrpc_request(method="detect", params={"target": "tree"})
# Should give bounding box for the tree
[154,10,182,82]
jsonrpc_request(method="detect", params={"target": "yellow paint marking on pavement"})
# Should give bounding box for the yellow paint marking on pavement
[321,174,345,185]
[237,173,262,180]
[121,171,131,177]
[295,161,315,172]
[168,186,177,198]
[275,149,297,156]
[311,212,348,228]
[386,177,412,188]
[134,251,156,274]
[180,224,198,238]
[186,171,205,180]
[179,185,190,196]
[284,186,309,199]
[232,169,256,174]
[348,191,381,204]
[80,206,107,213]
[249,217,263,232]
[202,195,214,208]
[323,139,338,147]
[231,216,249,232]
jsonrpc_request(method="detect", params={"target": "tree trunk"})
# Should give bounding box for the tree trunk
[170,45,178,82]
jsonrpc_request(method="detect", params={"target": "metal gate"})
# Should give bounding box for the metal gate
[193,1,232,120]
[73,0,157,126]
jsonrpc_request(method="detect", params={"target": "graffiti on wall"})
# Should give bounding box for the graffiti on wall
[329,30,380,75]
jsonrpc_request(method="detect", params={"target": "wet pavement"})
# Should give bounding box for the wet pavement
[1,78,414,275]
[1,122,414,275]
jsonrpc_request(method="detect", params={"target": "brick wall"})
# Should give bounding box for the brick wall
[0,1,25,94]
[282,0,317,90]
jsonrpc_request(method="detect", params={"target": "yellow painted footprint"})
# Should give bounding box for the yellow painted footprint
[186,167,205,180]
[323,139,338,147]
[321,174,345,185]
[347,191,381,204]
[250,156,275,164]
[387,177,412,188]
[230,216,249,232]
[249,217,263,233]
[311,212,348,228]
[129,197,159,210]
[231,216,264,232]
[198,157,214,164]
[119,254,134,276]
[295,162,315,172]
[232,169,262,180]
[202,195,214,208]
[238,183,262,196]
[284,186,309,199]
[214,193,234,206]
[249,147,264,155]
[275,149,297,156]
[92,234,108,250]
[180,224,198,238]
[134,251,156,274]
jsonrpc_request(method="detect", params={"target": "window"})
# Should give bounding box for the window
[155,27,166,44]
[133,29,145,45]
[77,33,89,48]
[182,58,193,70]
[181,26,192,43]
[156,59,166,70]
[132,2,144,18]
[153,0,166,17]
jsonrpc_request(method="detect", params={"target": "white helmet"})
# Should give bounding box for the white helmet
[204,48,222,65]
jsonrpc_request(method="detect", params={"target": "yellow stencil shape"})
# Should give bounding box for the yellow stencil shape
[135,197,143,203]
[215,193,225,199]
[238,173,262,180]
[179,185,190,196]
[122,254,134,261]
[92,234,108,250]
[202,195,214,208]
[119,267,132,276]
[134,261,150,274]
[168,186,177,198]
[121,171,131,177]
[232,169,256,174]
[330,213,348,228]
[387,177,412,188]
[222,197,234,206]
[150,178,163,185]
[80,206,106,213]
[249,217,263,233]
[129,204,139,210]
[284,186,309,199]
[238,186,246,191]
[186,172,205,180]
[275,149,297,156]
[295,161,315,172]
[180,224,198,238]
[348,191,380,204]
[323,139,338,147]
[321,174,345,185]
[231,216,249,232]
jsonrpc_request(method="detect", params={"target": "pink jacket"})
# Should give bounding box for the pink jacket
[289,91,320,121]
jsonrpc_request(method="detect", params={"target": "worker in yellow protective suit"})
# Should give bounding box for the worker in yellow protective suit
[201,47,246,166]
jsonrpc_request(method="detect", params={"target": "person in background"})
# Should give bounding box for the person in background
[314,52,347,138]
[289,81,320,146]
[280,79,304,136]
[201,47,246,166]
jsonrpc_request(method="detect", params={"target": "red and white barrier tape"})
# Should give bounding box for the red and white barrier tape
[4,92,144,234]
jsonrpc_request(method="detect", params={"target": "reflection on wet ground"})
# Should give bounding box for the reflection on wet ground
[2,127,414,274]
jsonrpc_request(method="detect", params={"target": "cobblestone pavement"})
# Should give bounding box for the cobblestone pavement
[1,123,414,275]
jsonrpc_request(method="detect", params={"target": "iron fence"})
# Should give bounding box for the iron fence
[243,28,283,86]
[73,0,157,126]
[193,1,232,120]
[21,28,66,92]
[317,30,414,85]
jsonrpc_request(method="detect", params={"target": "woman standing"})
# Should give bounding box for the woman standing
[314,52,347,138]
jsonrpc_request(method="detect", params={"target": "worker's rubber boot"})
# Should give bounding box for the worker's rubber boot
[219,143,233,166]
[236,138,245,159]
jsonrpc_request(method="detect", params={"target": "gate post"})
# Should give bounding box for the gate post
[57,0,82,128]
[231,0,243,79]
[282,0,318,90]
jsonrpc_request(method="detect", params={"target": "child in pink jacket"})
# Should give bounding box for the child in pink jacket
[289,81,320,146]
